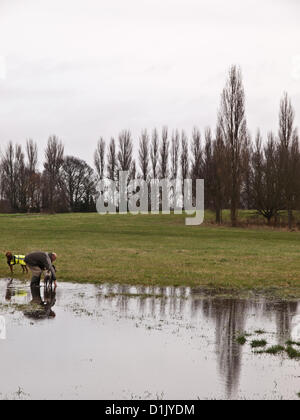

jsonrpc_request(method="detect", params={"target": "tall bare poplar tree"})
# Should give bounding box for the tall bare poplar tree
[212,125,226,223]
[151,128,159,179]
[107,138,117,181]
[94,137,106,181]
[278,93,298,229]
[190,127,202,182]
[26,139,40,212]
[219,65,247,227]
[241,131,253,210]
[139,129,150,181]
[117,130,133,174]
[203,128,214,210]
[171,130,180,180]
[159,126,169,179]
[181,130,189,198]
[44,136,64,213]
[15,144,27,212]
[1,142,17,210]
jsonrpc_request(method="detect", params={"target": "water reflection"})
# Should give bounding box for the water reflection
[200,299,247,398]
[4,280,57,319]
[1,280,299,399]
[24,286,56,319]
[5,279,29,302]
[96,284,300,399]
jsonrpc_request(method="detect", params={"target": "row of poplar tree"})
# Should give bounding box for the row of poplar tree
[0,65,299,228]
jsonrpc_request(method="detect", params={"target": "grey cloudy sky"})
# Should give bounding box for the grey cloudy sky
[0,0,300,165]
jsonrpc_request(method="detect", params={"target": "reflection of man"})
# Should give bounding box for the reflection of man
[24,252,57,288]
[24,285,56,319]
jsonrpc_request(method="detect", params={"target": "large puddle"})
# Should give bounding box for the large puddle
[0,279,299,400]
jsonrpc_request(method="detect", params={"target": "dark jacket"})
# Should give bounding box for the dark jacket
[25,252,57,281]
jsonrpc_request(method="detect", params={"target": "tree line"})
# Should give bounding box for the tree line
[0,65,299,228]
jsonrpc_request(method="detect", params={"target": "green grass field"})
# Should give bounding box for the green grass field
[0,212,300,297]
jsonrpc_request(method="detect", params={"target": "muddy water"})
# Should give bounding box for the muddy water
[0,279,299,400]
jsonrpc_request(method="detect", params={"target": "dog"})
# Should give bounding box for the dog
[44,265,57,289]
[6,252,28,275]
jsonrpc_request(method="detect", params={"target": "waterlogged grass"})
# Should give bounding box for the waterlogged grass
[236,330,300,361]
[254,330,266,335]
[236,335,247,345]
[286,340,300,347]
[0,212,299,295]
[265,346,285,355]
[286,346,300,360]
[251,340,268,349]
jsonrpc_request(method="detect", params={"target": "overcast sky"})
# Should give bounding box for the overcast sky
[0,0,300,166]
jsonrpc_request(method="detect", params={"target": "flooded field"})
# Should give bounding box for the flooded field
[0,279,299,400]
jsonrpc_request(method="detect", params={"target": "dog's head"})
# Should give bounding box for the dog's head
[5,252,13,264]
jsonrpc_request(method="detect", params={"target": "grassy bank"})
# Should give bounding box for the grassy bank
[0,212,299,297]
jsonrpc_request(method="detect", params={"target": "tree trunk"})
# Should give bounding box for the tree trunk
[288,205,293,230]
[216,207,222,224]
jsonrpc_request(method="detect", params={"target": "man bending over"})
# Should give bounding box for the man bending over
[25,252,57,288]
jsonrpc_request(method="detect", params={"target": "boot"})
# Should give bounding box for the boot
[30,275,41,287]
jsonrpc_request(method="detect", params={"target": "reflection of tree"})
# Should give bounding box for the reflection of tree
[214,299,247,399]
[197,296,299,399]
[261,301,298,343]
[274,302,298,343]
[93,284,300,399]
[196,297,247,399]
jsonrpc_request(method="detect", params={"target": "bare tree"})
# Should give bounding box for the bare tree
[212,125,226,223]
[159,126,169,179]
[278,93,298,229]
[107,138,117,181]
[171,130,180,180]
[94,137,106,181]
[181,130,189,197]
[241,131,253,210]
[219,65,247,227]
[0,142,17,211]
[15,144,27,212]
[203,128,214,210]
[26,139,40,212]
[26,139,38,173]
[117,130,133,175]
[151,128,159,179]
[139,129,150,181]
[190,127,202,182]
[0,142,31,212]
[251,132,281,224]
[43,136,64,213]
[62,156,96,212]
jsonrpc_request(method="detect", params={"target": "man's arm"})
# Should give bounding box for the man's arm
[45,255,57,282]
